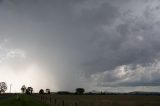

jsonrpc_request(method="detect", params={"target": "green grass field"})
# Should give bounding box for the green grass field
[0,95,48,106]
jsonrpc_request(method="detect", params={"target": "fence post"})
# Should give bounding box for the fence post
[54,99,57,106]
[75,102,77,106]
[62,100,64,106]
[40,95,41,101]
[50,97,52,105]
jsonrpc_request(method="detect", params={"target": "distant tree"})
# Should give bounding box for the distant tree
[39,89,44,94]
[0,82,7,93]
[75,88,85,94]
[46,89,51,94]
[26,89,30,94]
[30,87,33,94]
[21,85,26,93]
[26,87,33,94]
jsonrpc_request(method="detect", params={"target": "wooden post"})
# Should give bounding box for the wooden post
[62,100,64,106]
[54,99,57,106]
[75,102,77,106]
[50,97,52,104]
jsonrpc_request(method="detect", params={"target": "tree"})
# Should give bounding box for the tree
[46,89,50,94]
[30,87,33,94]
[0,82,7,93]
[26,87,33,94]
[21,85,26,93]
[39,89,44,94]
[75,88,85,94]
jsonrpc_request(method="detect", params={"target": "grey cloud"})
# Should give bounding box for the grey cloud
[81,3,160,77]
[1,0,160,91]
[0,0,3,3]
[76,2,119,26]
[92,61,160,87]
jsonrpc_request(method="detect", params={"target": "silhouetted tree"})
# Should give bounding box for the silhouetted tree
[26,87,33,94]
[39,89,44,94]
[0,82,7,93]
[30,87,33,94]
[46,89,50,94]
[21,85,26,93]
[76,88,85,94]
[26,89,30,94]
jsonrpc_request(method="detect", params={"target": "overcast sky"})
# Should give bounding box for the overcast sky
[1,0,160,93]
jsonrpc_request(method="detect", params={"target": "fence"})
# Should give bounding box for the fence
[32,94,80,106]
[31,94,160,106]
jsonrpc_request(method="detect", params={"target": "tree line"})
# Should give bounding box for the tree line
[0,82,85,95]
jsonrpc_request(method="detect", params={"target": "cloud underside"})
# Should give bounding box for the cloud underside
[76,0,160,87]
[92,61,160,87]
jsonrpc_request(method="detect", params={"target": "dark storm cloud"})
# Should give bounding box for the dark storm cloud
[74,0,160,87]
[1,0,160,91]
[82,3,160,73]
[76,3,119,26]
[0,0,3,3]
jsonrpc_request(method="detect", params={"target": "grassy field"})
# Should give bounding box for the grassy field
[1,94,160,106]
[0,95,48,106]
[34,94,160,106]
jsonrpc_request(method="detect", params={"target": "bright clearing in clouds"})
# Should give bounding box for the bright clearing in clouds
[0,40,55,92]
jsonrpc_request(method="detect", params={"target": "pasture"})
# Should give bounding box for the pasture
[1,94,160,106]
[33,94,160,106]
[0,94,47,106]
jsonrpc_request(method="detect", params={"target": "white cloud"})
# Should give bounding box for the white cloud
[6,49,26,59]
[91,60,160,87]
[0,39,26,63]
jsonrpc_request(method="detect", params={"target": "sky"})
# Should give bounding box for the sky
[1,0,160,93]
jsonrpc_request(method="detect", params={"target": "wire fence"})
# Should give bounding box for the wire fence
[31,94,160,106]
